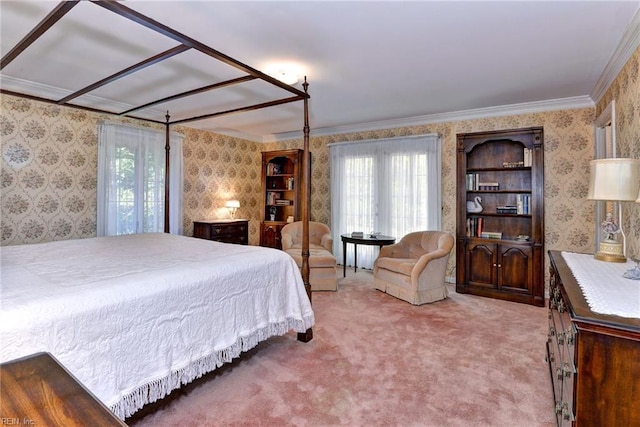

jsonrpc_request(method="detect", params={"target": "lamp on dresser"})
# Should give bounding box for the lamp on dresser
[587,158,640,262]
[225,200,240,219]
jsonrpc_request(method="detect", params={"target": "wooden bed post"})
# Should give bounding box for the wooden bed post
[164,111,171,234]
[297,77,313,343]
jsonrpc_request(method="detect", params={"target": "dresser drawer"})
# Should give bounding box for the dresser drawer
[193,220,249,245]
[210,223,247,238]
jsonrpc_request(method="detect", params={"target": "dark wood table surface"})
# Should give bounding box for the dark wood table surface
[1,352,127,426]
[341,233,395,276]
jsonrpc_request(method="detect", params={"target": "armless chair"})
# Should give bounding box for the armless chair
[373,231,454,305]
[281,221,338,291]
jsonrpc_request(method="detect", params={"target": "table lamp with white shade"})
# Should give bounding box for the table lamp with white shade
[587,158,640,262]
[225,200,240,219]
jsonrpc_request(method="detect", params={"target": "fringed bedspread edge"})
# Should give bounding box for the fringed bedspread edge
[111,315,313,420]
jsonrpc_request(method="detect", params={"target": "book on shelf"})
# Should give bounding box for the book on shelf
[466,173,479,190]
[523,148,533,167]
[502,161,525,168]
[266,191,280,205]
[275,199,292,205]
[477,182,500,191]
[516,194,531,214]
[480,231,502,239]
[466,217,485,238]
[466,174,501,191]
[497,205,518,214]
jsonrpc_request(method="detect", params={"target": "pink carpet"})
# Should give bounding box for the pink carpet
[128,271,554,426]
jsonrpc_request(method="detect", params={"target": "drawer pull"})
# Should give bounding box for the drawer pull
[555,402,563,415]
[562,402,571,420]
[562,362,572,379]
[566,329,575,346]
[556,366,563,381]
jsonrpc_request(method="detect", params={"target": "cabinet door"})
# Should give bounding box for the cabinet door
[260,223,282,249]
[465,241,497,288]
[497,243,533,295]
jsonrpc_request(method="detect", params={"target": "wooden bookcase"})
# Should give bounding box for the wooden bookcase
[260,149,303,249]
[456,127,545,306]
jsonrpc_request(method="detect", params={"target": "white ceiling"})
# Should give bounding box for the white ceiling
[1,1,639,142]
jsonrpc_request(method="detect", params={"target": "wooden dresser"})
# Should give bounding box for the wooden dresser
[193,219,249,245]
[0,352,127,426]
[546,251,640,426]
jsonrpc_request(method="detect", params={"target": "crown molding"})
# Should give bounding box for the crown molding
[591,7,640,103]
[264,96,595,142]
[199,127,264,143]
[0,77,600,145]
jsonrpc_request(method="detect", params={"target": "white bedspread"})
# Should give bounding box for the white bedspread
[0,233,314,419]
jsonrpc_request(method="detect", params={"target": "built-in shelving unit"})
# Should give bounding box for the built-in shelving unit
[456,127,545,306]
[259,149,303,249]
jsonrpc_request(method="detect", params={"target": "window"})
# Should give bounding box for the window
[330,134,442,269]
[97,122,183,236]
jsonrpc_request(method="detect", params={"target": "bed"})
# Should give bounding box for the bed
[0,233,314,419]
[0,1,315,421]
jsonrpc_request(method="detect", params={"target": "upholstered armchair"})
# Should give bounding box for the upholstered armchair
[281,221,338,291]
[373,231,454,305]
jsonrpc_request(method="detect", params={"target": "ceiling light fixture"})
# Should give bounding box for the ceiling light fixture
[264,63,302,86]
[271,69,299,85]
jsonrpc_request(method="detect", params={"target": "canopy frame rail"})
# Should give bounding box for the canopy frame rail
[0,1,80,70]
[0,0,309,124]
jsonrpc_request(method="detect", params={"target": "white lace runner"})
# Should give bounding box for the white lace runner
[561,252,640,319]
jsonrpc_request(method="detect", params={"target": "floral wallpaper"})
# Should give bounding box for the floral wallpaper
[180,127,264,244]
[2,45,638,283]
[0,95,265,246]
[596,45,640,261]
[1,99,100,243]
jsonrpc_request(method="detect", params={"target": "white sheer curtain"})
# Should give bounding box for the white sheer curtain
[330,134,441,270]
[97,122,183,236]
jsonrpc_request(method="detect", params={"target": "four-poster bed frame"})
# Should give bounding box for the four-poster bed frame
[1,0,313,311]
[0,0,314,419]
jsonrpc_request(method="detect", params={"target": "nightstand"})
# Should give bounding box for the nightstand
[193,219,249,245]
